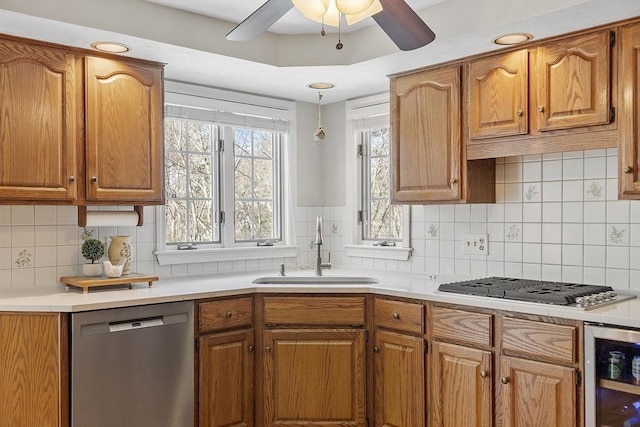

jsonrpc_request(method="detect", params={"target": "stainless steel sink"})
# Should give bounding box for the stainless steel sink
[252,276,379,285]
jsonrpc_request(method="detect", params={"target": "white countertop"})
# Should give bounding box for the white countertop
[1,268,639,329]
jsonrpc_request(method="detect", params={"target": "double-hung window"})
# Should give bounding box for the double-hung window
[156,82,296,265]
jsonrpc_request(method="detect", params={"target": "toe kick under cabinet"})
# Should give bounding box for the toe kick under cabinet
[0,34,164,205]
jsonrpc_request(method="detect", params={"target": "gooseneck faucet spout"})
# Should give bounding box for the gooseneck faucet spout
[315,216,324,276]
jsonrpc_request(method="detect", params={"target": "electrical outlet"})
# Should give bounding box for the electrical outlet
[462,233,488,256]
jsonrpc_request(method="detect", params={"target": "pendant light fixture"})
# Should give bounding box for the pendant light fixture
[314,91,326,142]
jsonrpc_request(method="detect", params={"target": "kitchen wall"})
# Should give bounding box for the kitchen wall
[0,104,638,291]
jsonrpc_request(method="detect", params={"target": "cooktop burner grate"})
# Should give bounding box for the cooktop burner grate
[437,277,614,305]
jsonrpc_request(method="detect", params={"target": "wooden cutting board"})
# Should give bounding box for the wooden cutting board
[60,273,158,293]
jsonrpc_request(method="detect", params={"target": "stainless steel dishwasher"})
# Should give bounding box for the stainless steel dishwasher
[71,301,194,427]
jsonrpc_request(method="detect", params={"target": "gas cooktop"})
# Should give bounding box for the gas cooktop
[437,277,635,309]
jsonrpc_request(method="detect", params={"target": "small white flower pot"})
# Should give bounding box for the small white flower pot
[82,263,102,277]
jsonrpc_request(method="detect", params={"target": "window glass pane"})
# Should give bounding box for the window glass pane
[234,127,280,242]
[164,117,219,245]
[361,126,402,242]
[188,199,213,242]
[165,199,187,243]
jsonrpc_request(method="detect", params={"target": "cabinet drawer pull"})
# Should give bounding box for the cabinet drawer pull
[91,176,98,183]
[69,176,76,183]
[501,376,509,384]
[392,312,400,320]
[624,166,633,173]
[373,346,380,353]
[516,109,523,117]
[480,370,488,378]
[225,311,233,319]
[450,178,458,184]
[248,345,254,352]
[537,106,544,113]
[265,346,271,352]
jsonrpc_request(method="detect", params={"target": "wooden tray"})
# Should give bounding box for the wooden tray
[60,273,159,293]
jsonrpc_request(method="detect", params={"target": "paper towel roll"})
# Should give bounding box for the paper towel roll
[84,210,140,227]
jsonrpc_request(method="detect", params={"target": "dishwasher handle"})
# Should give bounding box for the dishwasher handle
[109,317,164,332]
[79,312,189,337]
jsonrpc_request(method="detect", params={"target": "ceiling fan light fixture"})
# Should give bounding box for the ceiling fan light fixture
[292,0,328,20]
[344,0,382,24]
[335,0,374,15]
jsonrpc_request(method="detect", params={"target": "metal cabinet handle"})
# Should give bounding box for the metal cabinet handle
[373,346,380,353]
[480,370,488,378]
[537,106,544,113]
[392,312,400,320]
[265,346,271,352]
[248,345,255,352]
[516,109,523,117]
[450,178,458,184]
[624,166,633,173]
[69,176,76,183]
[225,311,233,319]
[501,377,509,384]
[91,176,98,183]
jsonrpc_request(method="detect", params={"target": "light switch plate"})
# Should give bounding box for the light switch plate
[462,233,488,256]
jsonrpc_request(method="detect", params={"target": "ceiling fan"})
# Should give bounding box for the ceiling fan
[226,0,436,51]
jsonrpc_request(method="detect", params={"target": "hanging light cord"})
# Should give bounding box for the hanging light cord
[317,92,323,125]
[336,13,344,49]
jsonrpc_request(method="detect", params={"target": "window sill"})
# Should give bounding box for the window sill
[344,245,413,261]
[154,245,299,266]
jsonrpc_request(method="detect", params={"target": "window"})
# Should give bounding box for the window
[359,125,403,242]
[344,94,412,261]
[155,82,297,265]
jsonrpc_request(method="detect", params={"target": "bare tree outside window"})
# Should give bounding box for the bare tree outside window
[362,127,402,241]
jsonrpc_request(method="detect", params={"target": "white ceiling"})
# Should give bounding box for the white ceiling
[0,0,638,104]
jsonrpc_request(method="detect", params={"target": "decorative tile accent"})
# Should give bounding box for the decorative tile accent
[506,224,521,241]
[585,180,604,200]
[609,225,627,245]
[14,249,33,268]
[427,224,439,239]
[331,223,339,235]
[524,184,540,202]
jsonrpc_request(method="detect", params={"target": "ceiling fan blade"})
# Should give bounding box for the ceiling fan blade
[226,0,293,41]
[372,0,436,51]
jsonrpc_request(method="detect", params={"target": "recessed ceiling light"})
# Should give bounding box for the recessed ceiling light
[308,82,335,90]
[91,42,131,53]
[492,33,533,46]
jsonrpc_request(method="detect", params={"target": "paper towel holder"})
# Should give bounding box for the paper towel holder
[77,206,144,228]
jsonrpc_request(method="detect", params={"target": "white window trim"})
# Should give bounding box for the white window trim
[344,93,412,261]
[154,81,299,265]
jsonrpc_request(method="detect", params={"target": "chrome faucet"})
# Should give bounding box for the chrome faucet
[314,216,332,275]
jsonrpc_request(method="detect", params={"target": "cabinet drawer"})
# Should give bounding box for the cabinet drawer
[263,296,365,326]
[431,306,492,346]
[501,317,577,363]
[374,298,424,334]
[199,297,253,333]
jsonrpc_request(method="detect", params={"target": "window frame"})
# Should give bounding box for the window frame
[155,81,298,266]
[344,93,412,261]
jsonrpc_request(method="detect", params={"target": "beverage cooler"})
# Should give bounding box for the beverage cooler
[585,324,640,427]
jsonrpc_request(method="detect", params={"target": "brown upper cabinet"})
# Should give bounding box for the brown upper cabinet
[390,64,495,204]
[619,22,640,199]
[0,38,80,202]
[466,29,615,158]
[0,35,164,205]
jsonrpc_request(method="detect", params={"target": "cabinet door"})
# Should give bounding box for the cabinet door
[391,65,462,202]
[500,356,576,427]
[85,56,163,203]
[199,329,254,427]
[430,341,492,427]
[0,39,78,202]
[468,49,528,139]
[373,330,425,427]
[619,23,640,198]
[263,329,366,426]
[0,313,67,427]
[535,30,611,131]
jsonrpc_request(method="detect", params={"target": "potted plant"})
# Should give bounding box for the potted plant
[81,228,105,276]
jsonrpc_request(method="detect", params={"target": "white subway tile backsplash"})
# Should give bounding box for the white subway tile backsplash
[563,181,583,202]
[542,264,562,281]
[543,160,562,181]
[607,246,630,269]
[562,244,583,266]
[584,201,606,223]
[607,200,630,223]
[522,243,542,263]
[542,223,562,244]
[584,223,606,245]
[584,157,607,179]
[563,202,584,223]
[541,244,562,264]
[542,202,562,222]
[584,245,606,267]
[523,161,542,182]
[543,181,563,202]
[563,158,584,180]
